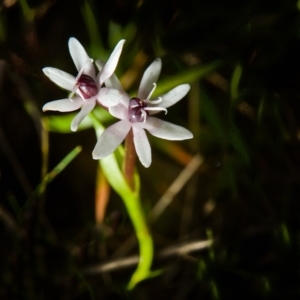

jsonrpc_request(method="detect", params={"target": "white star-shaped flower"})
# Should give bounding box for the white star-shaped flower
[92,58,193,168]
[42,37,125,131]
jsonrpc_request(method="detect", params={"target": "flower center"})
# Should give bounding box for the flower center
[77,74,98,99]
[128,97,148,123]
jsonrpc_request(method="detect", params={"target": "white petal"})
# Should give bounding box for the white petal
[155,84,190,111]
[119,93,130,107]
[96,59,124,92]
[43,67,75,91]
[132,124,152,168]
[97,88,122,107]
[43,97,83,112]
[142,117,193,140]
[83,61,96,79]
[92,120,131,159]
[68,37,95,76]
[109,103,128,120]
[138,58,162,99]
[71,100,96,132]
[99,40,125,84]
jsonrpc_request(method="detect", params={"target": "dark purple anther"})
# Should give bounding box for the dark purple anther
[77,74,98,99]
[128,97,148,123]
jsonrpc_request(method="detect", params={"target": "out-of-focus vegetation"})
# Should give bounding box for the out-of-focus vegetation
[1,0,300,298]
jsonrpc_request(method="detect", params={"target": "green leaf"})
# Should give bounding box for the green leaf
[108,22,125,49]
[153,61,220,97]
[25,145,82,208]
[201,87,227,144]
[230,63,242,104]
[45,108,113,133]
[81,0,105,59]
[228,122,249,164]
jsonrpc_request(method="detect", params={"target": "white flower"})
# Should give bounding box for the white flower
[42,37,125,131]
[92,58,193,168]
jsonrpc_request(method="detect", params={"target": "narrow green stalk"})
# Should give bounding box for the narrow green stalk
[90,114,154,289]
[37,145,82,196]
[25,145,82,207]
[230,63,242,105]
[23,145,82,235]
[122,130,153,288]
[123,189,154,290]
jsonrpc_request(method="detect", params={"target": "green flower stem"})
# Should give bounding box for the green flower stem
[122,128,153,289]
[90,114,153,289]
[122,188,153,290]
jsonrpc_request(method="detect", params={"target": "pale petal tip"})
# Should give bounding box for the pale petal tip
[92,151,100,160]
[139,155,151,168]
[68,37,80,47]
[118,39,126,46]
[92,145,105,160]
[42,67,50,76]
[113,39,126,57]
[186,131,193,139]
[70,121,78,132]
[152,57,162,71]
[112,39,126,54]
[178,128,193,140]
[177,84,191,97]
[68,36,76,42]
[184,83,191,91]
[42,103,53,112]
[143,161,151,168]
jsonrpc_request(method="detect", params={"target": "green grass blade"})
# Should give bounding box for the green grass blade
[153,61,220,97]
[35,145,82,197]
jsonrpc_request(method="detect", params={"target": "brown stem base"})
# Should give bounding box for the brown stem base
[123,128,136,190]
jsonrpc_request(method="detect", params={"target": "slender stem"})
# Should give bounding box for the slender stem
[122,128,153,289]
[90,114,153,289]
[124,192,154,290]
[123,128,136,190]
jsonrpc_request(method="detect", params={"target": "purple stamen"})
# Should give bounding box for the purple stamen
[128,97,148,123]
[77,74,98,99]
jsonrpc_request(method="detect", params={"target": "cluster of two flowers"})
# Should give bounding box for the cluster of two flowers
[43,38,193,168]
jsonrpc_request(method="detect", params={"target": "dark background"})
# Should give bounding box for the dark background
[1,0,300,299]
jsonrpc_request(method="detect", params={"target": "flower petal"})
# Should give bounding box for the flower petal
[43,97,83,112]
[95,59,124,92]
[99,40,125,84]
[109,103,128,120]
[68,37,95,78]
[119,92,130,107]
[138,58,162,99]
[150,84,190,112]
[71,100,96,132]
[132,124,152,168]
[43,67,75,91]
[97,87,122,107]
[92,120,131,159]
[142,117,193,140]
